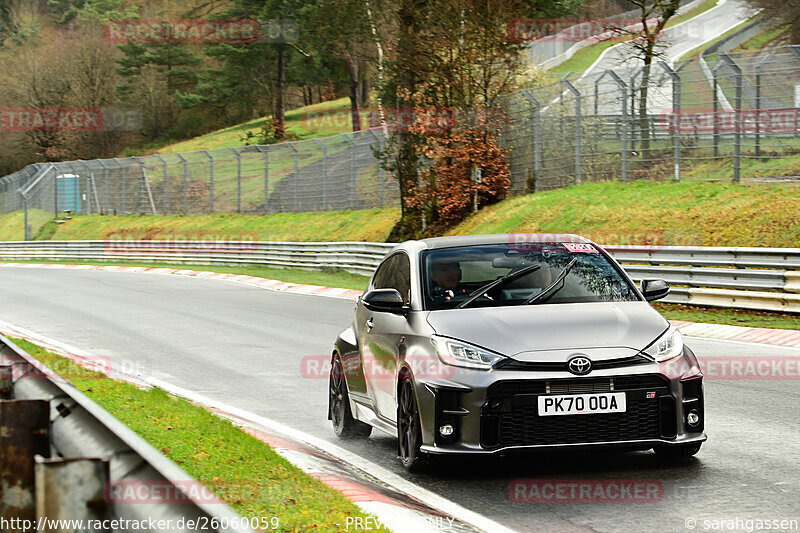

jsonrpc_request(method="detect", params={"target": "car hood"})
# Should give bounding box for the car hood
[424,302,669,358]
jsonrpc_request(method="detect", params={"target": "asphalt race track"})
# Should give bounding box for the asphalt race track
[2,268,798,533]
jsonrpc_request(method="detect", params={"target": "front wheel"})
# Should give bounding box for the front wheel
[397,377,428,472]
[653,442,702,461]
[330,357,371,439]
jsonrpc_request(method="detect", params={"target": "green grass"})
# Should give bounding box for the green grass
[653,303,800,330]
[733,24,787,51]
[11,337,383,532]
[447,181,800,247]
[550,0,720,74]
[677,15,762,62]
[43,210,398,243]
[0,209,53,241]
[157,98,361,155]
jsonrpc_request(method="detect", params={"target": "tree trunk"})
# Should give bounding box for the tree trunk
[396,0,421,221]
[274,44,286,141]
[347,56,362,132]
[360,78,369,107]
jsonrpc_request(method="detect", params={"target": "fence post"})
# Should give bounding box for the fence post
[721,52,742,183]
[521,90,542,192]
[287,143,299,211]
[114,158,127,213]
[22,193,29,240]
[201,150,214,213]
[313,139,328,210]
[754,53,773,158]
[79,160,100,213]
[229,147,242,214]
[255,146,269,213]
[563,79,581,184]
[368,130,385,207]
[153,154,168,214]
[608,71,628,182]
[175,153,188,215]
[712,63,721,158]
[343,134,356,208]
[53,165,59,217]
[660,62,681,182]
[97,160,110,214]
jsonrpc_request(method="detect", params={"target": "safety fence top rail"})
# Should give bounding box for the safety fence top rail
[0,333,253,532]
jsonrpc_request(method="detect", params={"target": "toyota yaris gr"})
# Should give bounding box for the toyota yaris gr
[329,234,706,470]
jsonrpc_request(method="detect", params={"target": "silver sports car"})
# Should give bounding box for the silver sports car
[329,234,706,470]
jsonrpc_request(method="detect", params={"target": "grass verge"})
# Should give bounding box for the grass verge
[652,303,800,331]
[10,336,383,532]
[446,181,800,248]
[44,210,399,243]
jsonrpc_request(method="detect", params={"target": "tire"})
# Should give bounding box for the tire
[654,442,702,461]
[397,377,428,472]
[329,357,372,439]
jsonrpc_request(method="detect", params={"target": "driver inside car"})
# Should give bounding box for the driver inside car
[429,258,464,302]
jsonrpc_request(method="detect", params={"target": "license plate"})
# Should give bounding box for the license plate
[538,392,626,416]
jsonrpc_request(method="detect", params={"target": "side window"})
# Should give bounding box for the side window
[394,254,411,305]
[371,253,411,305]
[372,255,397,290]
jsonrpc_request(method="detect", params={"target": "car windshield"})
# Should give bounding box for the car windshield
[421,242,638,310]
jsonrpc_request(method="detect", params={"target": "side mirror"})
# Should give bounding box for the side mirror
[362,289,407,314]
[641,279,670,302]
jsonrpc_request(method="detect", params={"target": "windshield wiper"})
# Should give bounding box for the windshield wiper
[523,257,578,305]
[456,264,541,309]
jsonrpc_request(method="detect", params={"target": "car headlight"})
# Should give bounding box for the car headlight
[431,336,505,370]
[643,326,684,363]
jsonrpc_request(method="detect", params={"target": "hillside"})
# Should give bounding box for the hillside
[11,180,798,248]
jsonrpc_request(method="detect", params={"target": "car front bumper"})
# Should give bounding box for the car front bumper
[413,353,707,455]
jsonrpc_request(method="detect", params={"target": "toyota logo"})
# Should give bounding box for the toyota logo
[567,355,592,375]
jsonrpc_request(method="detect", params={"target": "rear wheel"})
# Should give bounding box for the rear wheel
[654,442,702,461]
[398,377,427,472]
[330,357,371,439]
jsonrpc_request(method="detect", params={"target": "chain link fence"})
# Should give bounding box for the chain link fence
[502,45,800,192]
[2,129,397,239]
[4,43,800,239]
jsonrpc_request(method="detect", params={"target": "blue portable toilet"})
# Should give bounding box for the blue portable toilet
[56,174,80,213]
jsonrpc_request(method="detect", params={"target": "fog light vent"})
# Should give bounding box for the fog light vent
[439,424,454,437]
[686,409,700,427]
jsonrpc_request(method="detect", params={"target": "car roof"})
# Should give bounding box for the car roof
[416,233,591,249]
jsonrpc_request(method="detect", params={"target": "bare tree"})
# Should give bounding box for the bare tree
[610,0,680,157]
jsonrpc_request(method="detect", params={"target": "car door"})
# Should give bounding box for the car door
[358,253,412,422]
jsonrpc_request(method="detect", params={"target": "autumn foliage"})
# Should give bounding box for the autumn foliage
[404,105,510,227]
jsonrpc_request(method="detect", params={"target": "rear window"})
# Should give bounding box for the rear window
[421,242,637,310]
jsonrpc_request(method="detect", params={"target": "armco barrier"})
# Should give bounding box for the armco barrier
[0,333,253,532]
[0,241,798,313]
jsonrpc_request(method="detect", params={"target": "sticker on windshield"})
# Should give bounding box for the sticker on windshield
[563,242,599,253]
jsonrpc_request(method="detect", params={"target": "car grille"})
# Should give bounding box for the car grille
[480,375,673,448]
[496,354,653,372]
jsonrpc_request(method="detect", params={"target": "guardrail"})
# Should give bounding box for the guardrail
[0,241,798,313]
[0,333,253,532]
